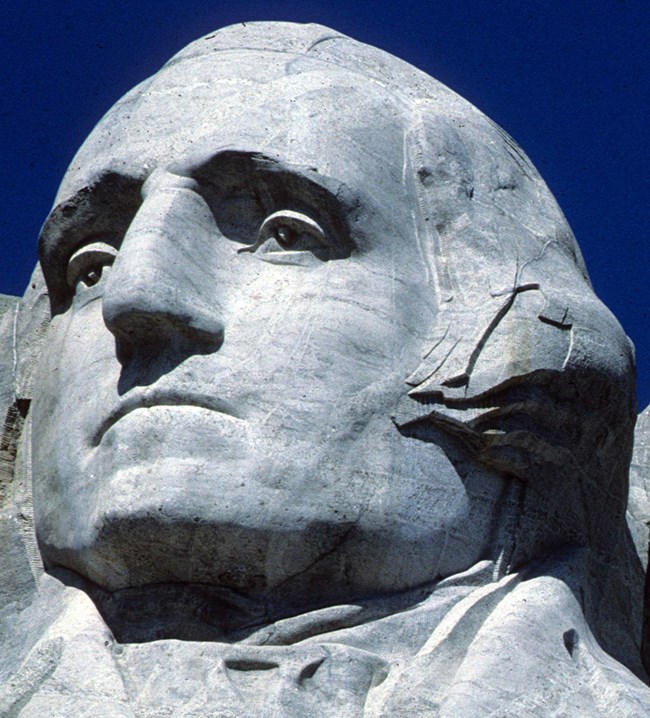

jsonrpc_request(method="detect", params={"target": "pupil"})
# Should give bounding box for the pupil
[85,268,101,286]
[275,226,293,248]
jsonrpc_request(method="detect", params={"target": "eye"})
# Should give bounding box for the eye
[239,210,328,256]
[66,241,118,293]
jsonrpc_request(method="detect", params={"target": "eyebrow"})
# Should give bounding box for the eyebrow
[189,150,342,204]
[190,150,355,247]
[39,172,142,309]
[39,172,142,262]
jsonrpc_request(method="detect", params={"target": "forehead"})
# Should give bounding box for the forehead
[57,51,408,203]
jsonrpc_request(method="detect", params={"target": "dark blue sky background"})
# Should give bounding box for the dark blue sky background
[2,1,648,409]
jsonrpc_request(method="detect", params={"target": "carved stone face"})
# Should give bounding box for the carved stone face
[31,49,505,606]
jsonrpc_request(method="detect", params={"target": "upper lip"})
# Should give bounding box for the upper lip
[92,389,243,446]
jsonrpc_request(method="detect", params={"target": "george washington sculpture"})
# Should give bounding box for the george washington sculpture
[0,22,648,717]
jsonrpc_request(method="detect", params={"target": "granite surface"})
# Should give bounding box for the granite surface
[1,22,649,716]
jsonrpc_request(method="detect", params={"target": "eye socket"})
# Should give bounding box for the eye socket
[239,210,328,256]
[66,241,117,293]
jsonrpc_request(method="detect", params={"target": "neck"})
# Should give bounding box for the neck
[49,560,497,644]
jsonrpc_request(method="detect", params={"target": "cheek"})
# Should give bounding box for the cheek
[32,314,79,437]
[31,304,127,553]
[298,420,506,592]
[31,301,119,487]
[223,258,430,381]
[34,301,116,408]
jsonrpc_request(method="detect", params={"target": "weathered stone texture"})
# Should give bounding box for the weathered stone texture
[1,22,649,716]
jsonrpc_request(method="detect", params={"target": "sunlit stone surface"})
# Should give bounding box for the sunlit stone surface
[1,22,649,716]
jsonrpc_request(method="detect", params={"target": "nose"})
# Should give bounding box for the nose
[102,170,225,366]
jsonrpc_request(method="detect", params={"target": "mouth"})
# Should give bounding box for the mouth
[92,389,243,447]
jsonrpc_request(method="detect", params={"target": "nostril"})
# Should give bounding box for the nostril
[105,307,224,366]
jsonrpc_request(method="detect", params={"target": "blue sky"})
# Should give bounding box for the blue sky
[2,0,648,408]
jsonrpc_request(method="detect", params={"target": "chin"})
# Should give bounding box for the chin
[38,505,362,595]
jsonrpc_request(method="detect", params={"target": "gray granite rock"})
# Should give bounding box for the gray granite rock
[630,407,650,566]
[1,21,649,716]
[629,405,650,674]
